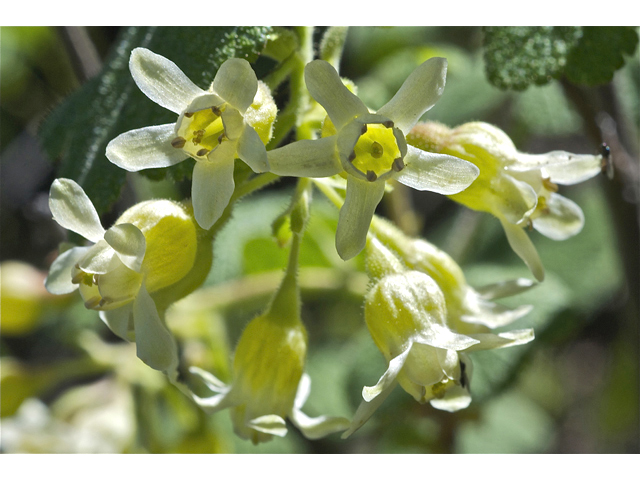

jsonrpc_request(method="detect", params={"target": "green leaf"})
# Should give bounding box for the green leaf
[39,26,272,214]
[564,27,639,86]
[483,27,583,91]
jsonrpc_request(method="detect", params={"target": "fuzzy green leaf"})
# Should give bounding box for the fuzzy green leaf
[483,27,583,91]
[564,27,639,86]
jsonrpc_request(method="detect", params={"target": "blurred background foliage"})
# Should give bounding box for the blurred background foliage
[1,26,638,453]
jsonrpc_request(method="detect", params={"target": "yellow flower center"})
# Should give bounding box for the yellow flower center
[172,105,227,159]
[349,123,403,181]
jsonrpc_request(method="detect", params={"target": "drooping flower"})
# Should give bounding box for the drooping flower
[45,178,200,372]
[342,236,534,438]
[106,48,277,230]
[267,58,479,260]
[408,121,604,281]
[190,237,349,444]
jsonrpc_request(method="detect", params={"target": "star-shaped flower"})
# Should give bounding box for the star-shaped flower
[45,178,198,371]
[408,121,604,281]
[267,59,479,260]
[106,48,277,230]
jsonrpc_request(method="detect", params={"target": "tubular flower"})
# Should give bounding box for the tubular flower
[45,178,200,372]
[267,59,479,260]
[106,48,277,230]
[408,121,604,281]
[342,237,534,438]
[190,213,349,444]
[371,217,535,335]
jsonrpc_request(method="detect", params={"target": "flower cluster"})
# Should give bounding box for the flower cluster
[43,42,602,446]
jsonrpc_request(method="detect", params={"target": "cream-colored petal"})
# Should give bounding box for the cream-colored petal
[396,147,479,194]
[96,262,142,308]
[104,223,146,273]
[236,125,268,173]
[415,323,480,351]
[132,283,178,372]
[377,57,448,135]
[511,151,602,185]
[267,137,342,178]
[475,278,536,300]
[336,177,386,260]
[78,240,118,274]
[290,408,350,440]
[492,175,539,225]
[129,48,203,114]
[429,383,472,412]
[304,60,369,130]
[532,193,584,240]
[44,246,90,295]
[192,156,235,230]
[212,58,258,113]
[106,124,188,172]
[189,366,229,394]
[363,347,411,402]
[49,178,105,243]
[99,305,134,341]
[342,375,397,439]
[248,415,287,437]
[464,328,535,352]
[500,218,545,282]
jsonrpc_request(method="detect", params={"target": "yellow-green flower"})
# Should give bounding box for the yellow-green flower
[191,216,349,443]
[267,59,479,260]
[342,236,534,438]
[408,121,604,281]
[45,178,199,371]
[106,48,277,230]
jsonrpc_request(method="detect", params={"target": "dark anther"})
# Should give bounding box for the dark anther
[366,170,377,182]
[392,157,405,172]
[196,148,209,157]
[382,120,394,129]
[171,137,186,149]
[348,151,356,162]
[184,112,194,118]
[211,106,222,116]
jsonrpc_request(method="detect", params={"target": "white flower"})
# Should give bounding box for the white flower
[267,59,479,260]
[45,178,198,372]
[106,48,277,230]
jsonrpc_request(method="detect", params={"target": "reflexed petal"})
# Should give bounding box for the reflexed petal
[500,218,545,282]
[532,193,584,240]
[212,58,258,113]
[290,408,350,440]
[106,124,188,172]
[129,48,203,114]
[415,323,480,351]
[304,60,369,130]
[342,376,397,439]
[192,155,235,230]
[336,177,386,260]
[78,240,118,274]
[189,366,229,394]
[396,147,479,194]
[248,415,287,437]
[464,328,535,352]
[475,278,536,300]
[492,175,538,225]
[133,283,179,371]
[293,373,312,411]
[430,384,472,412]
[511,151,602,185]
[104,223,146,272]
[363,347,411,402]
[44,246,90,295]
[221,108,245,140]
[191,390,233,413]
[237,125,268,173]
[99,306,134,341]
[49,178,105,243]
[461,299,533,329]
[378,57,448,135]
[267,137,342,178]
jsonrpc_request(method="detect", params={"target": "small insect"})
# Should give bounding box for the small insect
[600,143,614,180]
